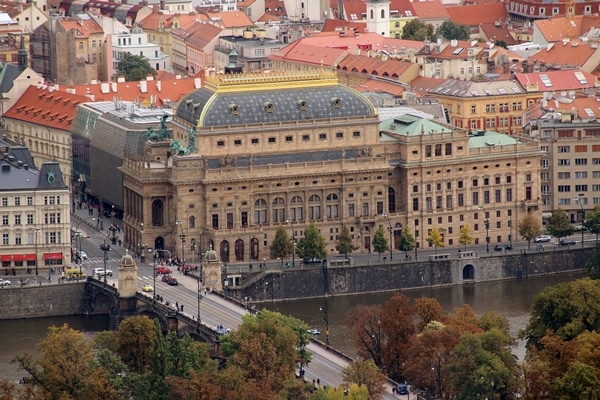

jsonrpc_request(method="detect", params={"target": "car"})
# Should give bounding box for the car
[93,268,113,277]
[142,284,154,292]
[76,251,88,260]
[216,324,230,335]
[156,266,172,274]
[534,235,552,243]
[162,274,178,285]
[302,258,323,265]
[560,239,576,246]
[0,278,11,286]
[396,384,409,395]
[494,244,512,251]
[307,328,321,335]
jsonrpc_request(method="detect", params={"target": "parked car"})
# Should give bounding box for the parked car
[307,328,321,335]
[560,239,576,246]
[494,244,512,251]
[396,384,409,395]
[0,279,11,286]
[93,268,113,277]
[76,251,88,260]
[142,284,154,292]
[534,235,552,243]
[302,258,323,265]
[156,266,172,274]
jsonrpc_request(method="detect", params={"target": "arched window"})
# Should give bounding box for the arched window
[326,193,339,218]
[370,9,374,18]
[272,197,285,222]
[220,240,229,263]
[388,187,396,213]
[254,198,267,224]
[308,195,321,220]
[290,196,303,220]
[235,239,244,261]
[151,199,164,226]
[188,215,196,229]
[381,9,385,18]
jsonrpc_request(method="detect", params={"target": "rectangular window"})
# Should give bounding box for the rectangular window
[558,159,571,166]
[425,145,432,157]
[495,190,501,202]
[445,143,452,155]
[542,185,550,195]
[484,190,490,204]
[541,172,550,181]
[576,172,588,179]
[558,185,571,192]
[1,198,6,206]
[426,197,432,211]
[435,144,442,156]
[575,185,588,192]
[268,137,276,143]
[458,193,464,207]
[558,146,570,153]
[472,192,479,205]
[15,232,21,245]
[14,215,21,225]
[541,159,549,169]
[14,197,20,206]
[27,196,33,205]
[212,214,219,230]
[446,195,452,209]
[575,145,588,152]
[593,171,600,178]
[412,198,419,211]
[27,214,33,224]
[1,215,7,225]
[506,188,512,202]
[558,172,570,179]
[436,196,442,209]
[348,203,355,217]
[2,233,7,245]
[576,158,588,165]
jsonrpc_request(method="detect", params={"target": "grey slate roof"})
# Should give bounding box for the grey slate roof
[1,160,66,191]
[0,62,23,95]
[176,85,376,127]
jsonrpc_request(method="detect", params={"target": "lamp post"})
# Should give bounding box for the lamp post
[154,249,171,305]
[101,236,109,284]
[34,228,41,276]
[140,223,145,262]
[75,217,95,276]
[195,241,203,323]
[575,196,585,248]
[321,259,330,347]
[285,218,296,267]
[509,217,513,249]
[478,207,489,253]
[176,220,185,266]
[382,212,393,261]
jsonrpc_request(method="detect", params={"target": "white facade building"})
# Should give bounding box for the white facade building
[109,28,173,78]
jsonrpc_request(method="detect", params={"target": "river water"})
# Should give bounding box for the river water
[0,272,586,382]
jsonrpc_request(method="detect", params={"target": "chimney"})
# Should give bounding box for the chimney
[140,80,148,93]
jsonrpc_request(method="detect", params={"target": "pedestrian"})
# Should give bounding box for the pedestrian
[180,304,184,312]
[249,264,253,272]
[176,301,179,310]
[204,287,208,296]
[118,239,122,246]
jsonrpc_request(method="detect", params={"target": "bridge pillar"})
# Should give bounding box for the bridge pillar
[110,250,140,329]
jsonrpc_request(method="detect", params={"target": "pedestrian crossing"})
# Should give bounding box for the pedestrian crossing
[79,258,121,265]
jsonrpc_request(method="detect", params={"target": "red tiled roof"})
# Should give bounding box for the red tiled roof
[322,18,367,33]
[139,12,206,30]
[257,13,282,22]
[186,23,222,50]
[529,41,597,69]
[344,1,366,20]
[59,17,103,38]
[532,15,600,43]
[206,11,252,28]
[353,78,405,96]
[50,76,202,107]
[4,85,91,131]
[270,42,347,67]
[514,70,597,92]
[338,54,413,80]
[409,76,447,96]
[264,0,286,17]
[286,32,423,53]
[543,96,600,119]
[410,0,450,20]
[445,3,508,27]
[479,23,518,46]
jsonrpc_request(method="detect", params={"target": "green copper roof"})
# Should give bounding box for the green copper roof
[379,114,453,136]
[468,131,519,148]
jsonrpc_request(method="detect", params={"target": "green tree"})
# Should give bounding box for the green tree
[116,315,157,374]
[341,360,386,400]
[296,223,327,260]
[117,53,156,81]
[336,225,358,257]
[14,324,120,400]
[495,39,508,48]
[585,204,600,243]
[401,19,434,41]
[427,227,444,253]
[435,20,471,40]
[518,213,543,249]
[372,226,388,261]
[586,244,600,279]
[458,224,474,250]
[397,226,416,257]
[546,208,574,242]
[270,225,293,265]
[553,361,600,400]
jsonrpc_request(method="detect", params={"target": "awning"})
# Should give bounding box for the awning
[25,254,36,261]
[1,255,11,262]
[43,253,63,260]
[13,255,24,262]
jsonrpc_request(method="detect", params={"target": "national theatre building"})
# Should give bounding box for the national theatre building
[119,69,541,263]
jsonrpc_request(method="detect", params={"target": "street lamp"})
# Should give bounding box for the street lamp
[478,207,489,253]
[34,228,40,276]
[285,218,296,267]
[382,212,393,261]
[154,249,171,305]
[75,217,95,276]
[140,223,145,262]
[321,259,330,347]
[575,197,585,248]
[100,236,110,284]
[509,217,513,250]
[176,220,185,266]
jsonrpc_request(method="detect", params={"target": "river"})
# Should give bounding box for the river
[0,272,586,382]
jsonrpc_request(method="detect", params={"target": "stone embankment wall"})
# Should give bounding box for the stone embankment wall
[0,282,87,320]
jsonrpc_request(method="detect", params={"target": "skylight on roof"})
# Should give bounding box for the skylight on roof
[511,87,522,93]
[585,108,595,117]
[405,11,412,16]
[484,89,493,95]
[452,48,464,55]
[575,71,588,85]
[540,74,553,87]
[470,90,480,96]
[497,88,507,94]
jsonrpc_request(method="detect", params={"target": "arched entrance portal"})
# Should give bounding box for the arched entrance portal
[154,236,164,250]
[463,264,475,280]
[250,237,259,260]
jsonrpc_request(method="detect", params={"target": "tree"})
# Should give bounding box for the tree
[427,227,444,253]
[585,205,600,243]
[435,20,470,40]
[518,213,543,249]
[14,324,120,400]
[296,223,327,260]
[458,224,474,250]
[336,225,358,257]
[586,244,600,279]
[117,53,156,82]
[116,315,157,374]
[372,226,388,261]
[495,39,508,48]
[546,208,574,241]
[397,226,416,257]
[341,360,386,400]
[553,362,600,400]
[269,226,292,265]
[401,19,434,41]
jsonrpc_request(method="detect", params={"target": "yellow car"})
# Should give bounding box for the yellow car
[142,284,154,292]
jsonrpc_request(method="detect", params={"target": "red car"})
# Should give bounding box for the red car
[156,266,172,274]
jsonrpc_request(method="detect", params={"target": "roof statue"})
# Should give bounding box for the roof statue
[169,126,197,156]
[144,115,171,142]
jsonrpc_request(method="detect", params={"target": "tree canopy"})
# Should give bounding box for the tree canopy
[296,223,328,260]
[335,225,358,257]
[436,20,471,40]
[458,224,474,250]
[546,208,574,240]
[427,227,444,252]
[401,19,434,41]
[372,226,388,260]
[269,225,293,264]
[397,226,416,255]
[518,213,543,249]
[117,53,157,82]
